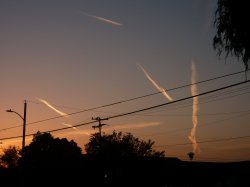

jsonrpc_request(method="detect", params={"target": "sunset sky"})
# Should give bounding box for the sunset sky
[1,0,249,162]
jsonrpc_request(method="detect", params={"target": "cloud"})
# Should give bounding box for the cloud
[109,121,161,130]
[57,129,92,137]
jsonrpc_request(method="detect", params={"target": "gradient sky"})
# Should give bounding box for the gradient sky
[1,0,249,162]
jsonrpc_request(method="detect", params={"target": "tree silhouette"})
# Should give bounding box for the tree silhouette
[19,131,82,168]
[84,131,165,157]
[16,131,84,186]
[213,0,250,70]
[0,146,20,168]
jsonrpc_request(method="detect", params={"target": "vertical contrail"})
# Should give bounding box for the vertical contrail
[138,64,173,101]
[188,61,200,154]
[38,98,69,117]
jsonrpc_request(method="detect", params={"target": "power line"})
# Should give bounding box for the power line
[27,70,246,120]
[108,80,250,120]
[1,80,249,142]
[0,120,97,141]
[168,88,250,114]
[106,85,250,117]
[154,135,250,147]
[140,109,250,138]
[1,70,246,132]
[29,70,246,111]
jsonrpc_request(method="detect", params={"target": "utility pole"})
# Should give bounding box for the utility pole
[92,117,109,136]
[6,100,27,150]
[22,100,27,149]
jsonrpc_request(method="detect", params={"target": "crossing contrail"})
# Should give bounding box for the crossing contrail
[138,64,173,101]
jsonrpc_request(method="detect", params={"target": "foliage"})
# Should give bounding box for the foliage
[84,131,165,157]
[0,146,20,168]
[213,0,250,70]
[19,131,82,167]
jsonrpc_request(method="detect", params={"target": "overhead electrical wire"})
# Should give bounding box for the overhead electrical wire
[154,135,250,147]
[54,84,250,118]
[107,80,250,120]
[1,70,246,133]
[25,70,246,120]
[136,85,250,116]
[140,110,250,137]
[0,79,249,142]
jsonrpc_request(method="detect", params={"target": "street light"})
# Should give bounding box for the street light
[6,100,27,149]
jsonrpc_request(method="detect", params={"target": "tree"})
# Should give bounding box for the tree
[84,131,165,157]
[213,0,250,70]
[19,131,82,167]
[15,132,84,185]
[0,146,20,168]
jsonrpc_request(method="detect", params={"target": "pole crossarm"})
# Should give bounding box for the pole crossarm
[92,117,109,135]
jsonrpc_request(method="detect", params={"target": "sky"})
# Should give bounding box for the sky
[1,0,249,162]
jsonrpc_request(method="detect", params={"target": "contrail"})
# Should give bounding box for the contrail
[81,11,123,26]
[62,122,78,131]
[38,98,69,117]
[188,61,200,154]
[138,64,173,101]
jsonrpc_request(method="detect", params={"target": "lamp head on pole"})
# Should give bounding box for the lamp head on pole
[6,109,13,113]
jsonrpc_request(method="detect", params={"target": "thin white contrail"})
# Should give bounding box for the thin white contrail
[38,98,80,132]
[138,64,173,101]
[38,98,69,117]
[62,122,78,131]
[188,61,200,153]
[81,11,123,26]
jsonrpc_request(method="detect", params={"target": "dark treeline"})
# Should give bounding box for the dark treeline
[1,156,250,186]
[0,131,249,187]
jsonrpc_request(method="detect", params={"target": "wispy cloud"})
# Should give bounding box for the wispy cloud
[38,98,69,117]
[138,64,173,101]
[57,129,92,137]
[81,11,123,26]
[109,121,161,130]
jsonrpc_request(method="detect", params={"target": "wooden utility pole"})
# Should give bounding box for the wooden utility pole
[22,100,27,149]
[92,117,109,136]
